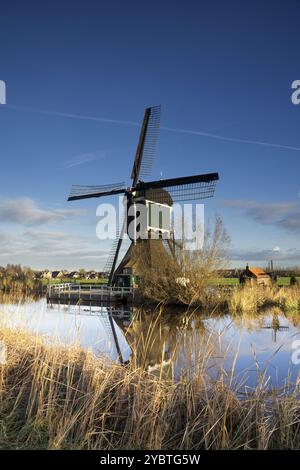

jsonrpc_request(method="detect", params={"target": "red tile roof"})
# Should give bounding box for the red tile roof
[248,267,269,277]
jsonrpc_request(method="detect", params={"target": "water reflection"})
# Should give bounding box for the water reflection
[0,296,300,390]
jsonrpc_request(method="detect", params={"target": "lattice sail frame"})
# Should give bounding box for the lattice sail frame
[135,173,219,205]
[68,182,126,201]
[136,180,217,204]
[131,105,161,184]
[138,105,161,180]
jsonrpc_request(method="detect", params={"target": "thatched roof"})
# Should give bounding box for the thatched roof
[115,239,174,277]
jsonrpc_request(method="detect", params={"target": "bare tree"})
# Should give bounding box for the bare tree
[138,214,230,305]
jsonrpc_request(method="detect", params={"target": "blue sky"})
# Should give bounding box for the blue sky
[0,0,300,269]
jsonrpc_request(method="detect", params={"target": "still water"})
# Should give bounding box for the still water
[1,297,300,390]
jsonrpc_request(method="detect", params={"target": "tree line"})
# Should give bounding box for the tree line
[0,264,43,294]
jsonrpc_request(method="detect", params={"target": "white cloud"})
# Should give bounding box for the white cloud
[23,230,71,240]
[222,199,300,233]
[0,227,112,270]
[229,247,300,263]
[0,197,86,226]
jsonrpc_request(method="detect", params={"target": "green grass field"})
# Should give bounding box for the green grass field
[43,276,300,288]
[277,277,300,286]
[212,277,300,287]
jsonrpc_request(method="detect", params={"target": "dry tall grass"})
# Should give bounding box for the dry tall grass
[1,326,300,450]
[230,284,300,313]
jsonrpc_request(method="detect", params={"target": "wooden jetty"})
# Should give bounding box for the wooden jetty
[47,283,134,304]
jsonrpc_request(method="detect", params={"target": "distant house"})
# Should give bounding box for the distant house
[51,271,64,279]
[41,270,52,280]
[87,271,98,280]
[69,271,80,279]
[240,265,271,286]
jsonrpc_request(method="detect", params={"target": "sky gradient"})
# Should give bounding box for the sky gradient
[0,0,300,269]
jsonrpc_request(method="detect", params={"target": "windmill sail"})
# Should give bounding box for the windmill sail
[107,217,128,286]
[104,236,121,275]
[104,210,126,280]
[131,105,161,185]
[68,182,126,201]
[135,172,219,204]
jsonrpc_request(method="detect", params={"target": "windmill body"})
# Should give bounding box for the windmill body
[68,106,219,288]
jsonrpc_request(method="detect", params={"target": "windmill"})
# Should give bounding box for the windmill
[68,106,219,287]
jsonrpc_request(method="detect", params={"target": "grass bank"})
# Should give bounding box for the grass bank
[211,277,300,287]
[230,285,300,313]
[1,326,300,450]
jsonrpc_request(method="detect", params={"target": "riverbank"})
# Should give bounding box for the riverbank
[137,284,300,314]
[229,284,300,313]
[1,326,300,450]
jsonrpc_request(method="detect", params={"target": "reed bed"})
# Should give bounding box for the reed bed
[230,285,300,313]
[1,325,300,450]
[0,265,42,295]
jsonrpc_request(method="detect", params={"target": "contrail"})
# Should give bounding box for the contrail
[4,103,300,152]
[161,126,300,152]
[5,104,140,127]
